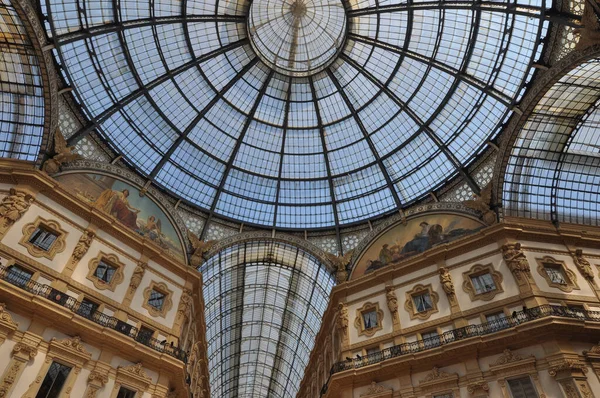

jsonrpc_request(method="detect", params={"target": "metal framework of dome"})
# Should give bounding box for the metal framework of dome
[42,0,550,230]
[199,240,334,398]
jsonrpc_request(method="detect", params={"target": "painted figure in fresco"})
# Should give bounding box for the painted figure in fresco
[94,188,140,229]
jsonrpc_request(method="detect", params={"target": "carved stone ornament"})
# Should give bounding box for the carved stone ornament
[548,359,588,377]
[178,288,193,319]
[420,367,454,383]
[0,362,23,397]
[572,249,595,281]
[359,382,392,396]
[129,261,147,292]
[188,230,217,267]
[502,242,531,279]
[117,362,152,382]
[50,336,91,356]
[337,302,349,344]
[0,188,34,230]
[584,342,600,355]
[0,303,18,331]
[462,183,497,225]
[386,286,398,316]
[438,267,455,296]
[11,342,38,359]
[87,371,108,386]
[492,349,524,366]
[467,381,489,394]
[42,128,82,174]
[327,250,353,284]
[72,229,95,261]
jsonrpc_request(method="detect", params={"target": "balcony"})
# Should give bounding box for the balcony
[0,264,187,363]
[321,305,600,395]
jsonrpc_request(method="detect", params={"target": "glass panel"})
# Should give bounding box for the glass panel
[35,361,72,398]
[94,261,116,283]
[362,310,378,329]
[413,292,433,313]
[117,387,137,398]
[507,377,538,398]
[544,265,567,285]
[471,273,496,294]
[28,226,58,251]
[148,289,166,309]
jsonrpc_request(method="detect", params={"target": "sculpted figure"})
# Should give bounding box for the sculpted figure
[0,188,34,228]
[573,249,594,281]
[72,229,94,261]
[129,262,146,291]
[502,242,530,276]
[337,302,349,333]
[438,267,455,296]
[463,183,497,225]
[328,250,353,284]
[187,230,216,268]
[386,286,398,315]
[42,129,81,174]
[178,289,193,319]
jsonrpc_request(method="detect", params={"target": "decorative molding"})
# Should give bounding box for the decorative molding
[177,288,193,321]
[115,362,152,393]
[129,261,146,293]
[501,243,531,280]
[419,367,455,384]
[548,359,588,377]
[438,267,455,296]
[466,381,489,395]
[536,256,579,293]
[71,228,95,263]
[404,284,439,321]
[11,342,38,360]
[0,303,18,341]
[337,302,349,347]
[86,251,125,292]
[385,286,400,328]
[0,188,34,238]
[359,382,393,397]
[492,349,526,366]
[354,302,384,337]
[142,281,174,318]
[462,264,504,301]
[19,216,68,260]
[572,249,595,281]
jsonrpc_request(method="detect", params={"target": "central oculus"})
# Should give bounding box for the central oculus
[247,0,347,77]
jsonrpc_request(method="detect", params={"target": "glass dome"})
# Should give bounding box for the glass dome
[43,0,549,229]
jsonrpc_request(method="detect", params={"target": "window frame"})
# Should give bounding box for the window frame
[506,375,539,398]
[19,217,67,260]
[86,252,125,292]
[462,264,504,301]
[35,361,72,398]
[354,302,384,337]
[142,281,174,318]
[536,257,579,293]
[405,284,439,320]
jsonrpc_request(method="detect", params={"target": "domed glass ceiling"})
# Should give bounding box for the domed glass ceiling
[43,0,549,229]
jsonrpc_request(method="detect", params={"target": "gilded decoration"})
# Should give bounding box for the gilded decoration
[327,250,353,284]
[548,359,588,377]
[337,302,349,345]
[359,382,392,397]
[572,249,595,281]
[462,183,497,225]
[493,349,525,366]
[0,302,18,338]
[115,362,152,393]
[55,171,186,262]
[352,213,484,279]
[462,264,504,301]
[188,229,217,268]
[536,257,579,293]
[405,284,439,321]
[502,242,531,279]
[11,342,38,359]
[0,188,34,236]
[86,252,125,292]
[142,281,174,318]
[71,228,95,262]
[19,216,68,260]
[438,267,455,296]
[354,302,384,337]
[42,128,81,174]
[85,371,109,398]
[178,288,193,320]
[466,381,489,395]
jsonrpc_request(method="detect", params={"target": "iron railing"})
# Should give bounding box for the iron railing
[321,304,600,395]
[0,265,187,363]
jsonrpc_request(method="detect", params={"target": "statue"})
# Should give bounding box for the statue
[42,129,81,174]
[386,285,398,315]
[502,242,530,277]
[337,302,349,341]
[178,289,193,319]
[463,183,496,225]
[573,249,594,281]
[328,250,353,284]
[187,230,216,268]
[72,229,94,261]
[0,188,34,229]
[129,262,146,291]
[438,267,455,296]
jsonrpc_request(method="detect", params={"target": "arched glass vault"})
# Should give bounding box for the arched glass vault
[41,0,550,230]
[199,240,335,398]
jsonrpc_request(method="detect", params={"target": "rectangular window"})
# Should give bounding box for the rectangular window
[507,376,538,398]
[413,292,433,313]
[77,298,99,319]
[544,265,567,285]
[117,386,137,398]
[148,289,167,310]
[6,264,33,288]
[366,346,379,356]
[362,310,378,329]
[422,330,441,349]
[94,260,117,283]
[470,272,497,294]
[35,361,71,398]
[433,394,453,398]
[28,226,58,251]
[136,326,155,345]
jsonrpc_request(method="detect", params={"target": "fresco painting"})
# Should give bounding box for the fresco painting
[56,173,185,261]
[352,213,485,279]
